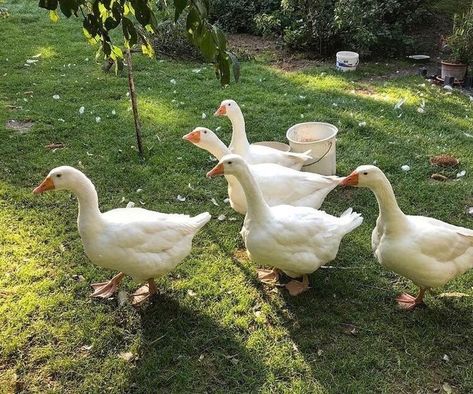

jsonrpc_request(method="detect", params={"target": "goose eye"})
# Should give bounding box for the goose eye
[203,130,207,134]
[363,172,368,175]
[228,161,232,164]
[228,103,231,106]
[56,174,62,178]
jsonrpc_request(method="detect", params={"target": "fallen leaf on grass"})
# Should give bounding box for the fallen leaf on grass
[210,198,219,206]
[187,289,197,297]
[430,154,459,167]
[431,173,448,182]
[176,195,186,202]
[118,352,135,362]
[340,323,358,336]
[45,143,65,150]
[442,382,452,393]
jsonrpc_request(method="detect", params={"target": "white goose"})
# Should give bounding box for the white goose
[183,127,340,214]
[214,99,311,169]
[33,166,210,306]
[207,154,363,295]
[341,165,473,310]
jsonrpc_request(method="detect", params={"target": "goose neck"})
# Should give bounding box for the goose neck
[228,110,250,155]
[203,139,231,160]
[73,177,102,225]
[233,166,270,220]
[370,177,407,229]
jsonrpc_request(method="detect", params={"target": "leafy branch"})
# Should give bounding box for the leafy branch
[38,0,239,85]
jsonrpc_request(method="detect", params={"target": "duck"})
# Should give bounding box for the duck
[214,99,311,170]
[207,154,363,295]
[341,165,473,310]
[33,166,210,306]
[183,127,341,214]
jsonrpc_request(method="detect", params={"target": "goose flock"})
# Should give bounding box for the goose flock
[33,99,473,309]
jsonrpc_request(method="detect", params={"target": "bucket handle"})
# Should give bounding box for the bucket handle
[302,141,333,168]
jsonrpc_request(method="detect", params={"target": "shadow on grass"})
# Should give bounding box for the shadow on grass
[128,295,266,393]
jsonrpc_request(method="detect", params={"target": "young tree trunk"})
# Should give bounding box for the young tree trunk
[126,47,144,158]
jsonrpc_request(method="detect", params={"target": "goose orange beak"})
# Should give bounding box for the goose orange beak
[214,105,226,117]
[340,171,359,187]
[33,176,55,194]
[206,163,224,178]
[182,130,201,143]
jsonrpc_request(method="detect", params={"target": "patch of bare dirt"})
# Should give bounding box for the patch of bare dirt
[5,119,34,134]
[227,34,324,71]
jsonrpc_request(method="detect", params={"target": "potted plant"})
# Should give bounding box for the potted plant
[441,1,473,82]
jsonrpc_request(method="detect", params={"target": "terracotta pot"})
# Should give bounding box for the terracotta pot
[440,61,467,81]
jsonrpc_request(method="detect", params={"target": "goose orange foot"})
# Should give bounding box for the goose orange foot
[90,272,125,298]
[396,288,426,310]
[257,268,280,284]
[285,274,310,296]
[131,279,159,307]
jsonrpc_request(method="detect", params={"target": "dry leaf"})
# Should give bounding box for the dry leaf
[118,352,135,362]
[431,173,448,182]
[340,323,358,336]
[430,154,459,167]
[442,382,452,393]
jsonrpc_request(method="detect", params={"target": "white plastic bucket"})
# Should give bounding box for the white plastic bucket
[336,51,359,72]
[286,122,338,175]
[253,141,290,152]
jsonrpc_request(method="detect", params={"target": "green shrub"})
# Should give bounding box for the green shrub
[444,1,473,64]
[208,0,427,56]
[209,0,280,33]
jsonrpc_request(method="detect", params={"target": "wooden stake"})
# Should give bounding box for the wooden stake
[126,47,144,158]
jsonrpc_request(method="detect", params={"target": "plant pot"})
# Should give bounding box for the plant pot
[440,61,467,82]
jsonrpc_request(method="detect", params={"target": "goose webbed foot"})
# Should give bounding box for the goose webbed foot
[131,279,159,307]
[257,268,280,284]
[285,274,310,296]
[90,272,125,298]
[396,288,427,310]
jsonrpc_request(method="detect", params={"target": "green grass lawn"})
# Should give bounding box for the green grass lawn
[1,1,473,393]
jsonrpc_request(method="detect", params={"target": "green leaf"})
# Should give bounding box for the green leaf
[38,0,58,11]
[138,32,155,58]
[49,9,59,22]
[58,0,79,17]
[227,51,240,82]
[122,16,138,48]
[216,52,231,86]
[102,39,112,56]
[130,0,151,26]
[192,0,208,19]
[211,25,226,50]
[83,13,100,38]
[186,7,201,41]
[197,29,217,61]
[174,0,188,22]
[104,2,122,31]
